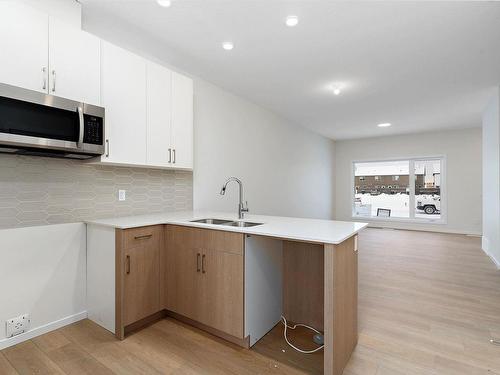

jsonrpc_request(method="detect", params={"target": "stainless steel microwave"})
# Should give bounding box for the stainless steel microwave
[0,83,105,159]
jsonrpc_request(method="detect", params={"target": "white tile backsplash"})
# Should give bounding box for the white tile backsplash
[0,154,193,229]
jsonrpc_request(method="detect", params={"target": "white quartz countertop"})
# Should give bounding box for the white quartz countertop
[85,211,368,245]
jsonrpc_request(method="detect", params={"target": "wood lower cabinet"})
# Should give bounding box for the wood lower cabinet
[163,225,202,322]
[116,225,163,338]
[89,223,245,343]
[164,225,245,340]
[202,247,244,338]
[88,222,359,373]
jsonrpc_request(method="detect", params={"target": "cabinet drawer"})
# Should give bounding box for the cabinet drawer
[185,226,244,256]
[168,225,244,255]
[206,230,244,256]
[123,225,162,249]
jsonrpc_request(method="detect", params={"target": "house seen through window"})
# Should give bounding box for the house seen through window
[353,158,443,221]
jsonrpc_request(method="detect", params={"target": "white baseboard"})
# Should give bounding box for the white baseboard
[483,249,500,270]
[369,225,482,236]
[0,311,87,350]
[482,236,500,270]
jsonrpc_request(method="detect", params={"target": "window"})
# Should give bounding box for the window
[414,159,442,220]
[353,157,444,222]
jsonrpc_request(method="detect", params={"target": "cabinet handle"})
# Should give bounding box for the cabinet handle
[42,67,47,90]
[197,253,201,272]
[168,148,172,163]
[51,70,56,93]
[134,234,152,240]
[202,254,206,274]
[126,255,130,274]
[172,149,176,164]
[105,139,109,157]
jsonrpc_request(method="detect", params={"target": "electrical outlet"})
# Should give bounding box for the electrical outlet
[118,190,126,201]
[5,314,30,338]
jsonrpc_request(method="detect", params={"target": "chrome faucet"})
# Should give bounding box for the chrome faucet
[220,177,249,219]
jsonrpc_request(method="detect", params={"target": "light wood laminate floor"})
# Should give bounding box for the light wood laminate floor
[2,228,500,374]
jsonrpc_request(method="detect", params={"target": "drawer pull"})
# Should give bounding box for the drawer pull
[126,255,130,274]
[202,254,206,274]
[134,234,152,240]
[197,253,201,272]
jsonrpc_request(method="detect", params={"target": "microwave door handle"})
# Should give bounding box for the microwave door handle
[77,106,84,149]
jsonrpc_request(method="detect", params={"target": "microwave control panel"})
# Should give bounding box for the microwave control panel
[83,115,103,145]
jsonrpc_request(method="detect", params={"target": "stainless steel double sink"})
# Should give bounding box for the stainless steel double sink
[190,218,263,228]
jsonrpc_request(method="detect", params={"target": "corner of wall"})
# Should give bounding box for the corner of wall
[481,87,500,271]
[331,139,337,220]
[482,236,500,269]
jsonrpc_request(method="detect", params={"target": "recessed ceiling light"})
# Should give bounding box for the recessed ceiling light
[377,123,392,128]
[329,84,342,95]
[285,15,299,27]
[326,82,349,96]
[157,0,171,7]
[222,42,234,51]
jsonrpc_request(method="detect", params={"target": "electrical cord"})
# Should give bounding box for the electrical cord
[280,315,324,354]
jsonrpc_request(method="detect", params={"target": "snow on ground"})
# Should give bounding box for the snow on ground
[355,193,441,219]
[355,193,409,218]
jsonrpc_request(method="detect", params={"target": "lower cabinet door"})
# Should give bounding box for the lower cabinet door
[164,226,203,322]
[200,248,244,339]
[123,244,160,326]
[164,225,244,339]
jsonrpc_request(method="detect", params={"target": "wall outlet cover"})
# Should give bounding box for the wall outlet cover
[5,314,30,338]
[118,190,126,201]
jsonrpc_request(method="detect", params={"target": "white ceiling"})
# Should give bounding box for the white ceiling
[80,0,500,140]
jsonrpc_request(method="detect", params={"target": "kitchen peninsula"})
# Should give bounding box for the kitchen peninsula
[86,212,367,375]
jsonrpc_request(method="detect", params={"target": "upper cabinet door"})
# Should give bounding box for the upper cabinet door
[48,18,100,105]
[147,62,172,167]
[0,2,49,93]
[171,72,194,169]
[101,41,147,166]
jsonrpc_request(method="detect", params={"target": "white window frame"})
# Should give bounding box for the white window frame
[351,156,447,224]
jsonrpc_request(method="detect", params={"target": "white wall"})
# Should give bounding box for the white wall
[335,128,482,235]
[0,223,87,349]
[193,79,335,219]
[482,88,500,267]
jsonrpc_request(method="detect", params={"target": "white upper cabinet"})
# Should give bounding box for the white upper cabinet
[48,18,100,105]
[146,63,193,169]
[147,62,172,167]
[0,1,100,104]
[0,1,193,170]
[100,41,147,166]
[0,2,49,93]
[171,72,194,169]
[98,45,193,170]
